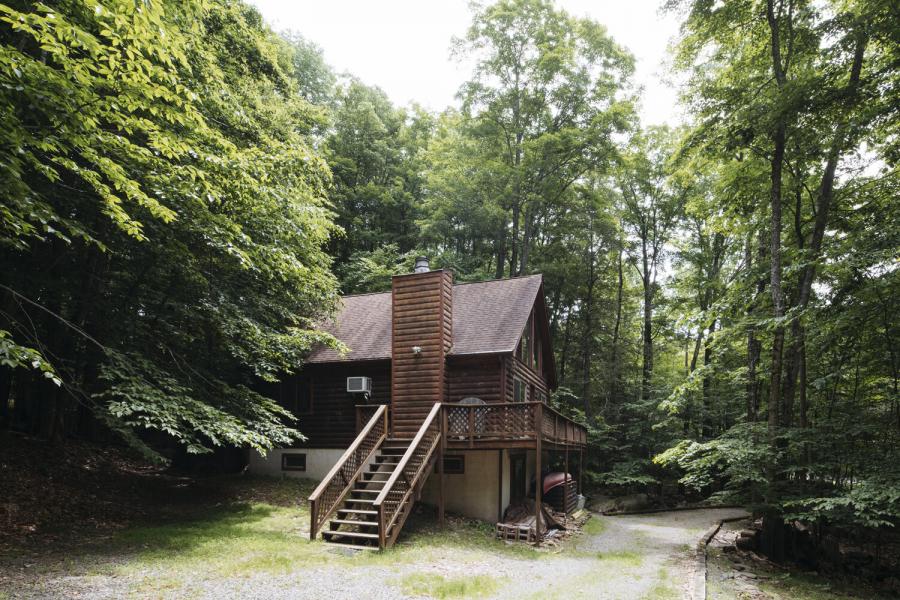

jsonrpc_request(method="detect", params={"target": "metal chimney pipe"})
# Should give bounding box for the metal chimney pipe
[414,256,430,273]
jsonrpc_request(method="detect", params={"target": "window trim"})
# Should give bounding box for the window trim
[281,452,307,472]
[513,378,526,403]
[439,455,465,475]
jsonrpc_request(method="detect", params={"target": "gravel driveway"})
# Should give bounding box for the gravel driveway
[3,508,747,600]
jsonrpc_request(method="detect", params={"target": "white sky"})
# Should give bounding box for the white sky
[249,0,684,126]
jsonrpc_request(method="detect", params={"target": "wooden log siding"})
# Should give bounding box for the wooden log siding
[391,270,453,438]
[283,362,390,448]
[504,354,550,404]
[446,356,503,404]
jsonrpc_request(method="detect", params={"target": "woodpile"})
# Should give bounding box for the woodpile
[495,502,590,547]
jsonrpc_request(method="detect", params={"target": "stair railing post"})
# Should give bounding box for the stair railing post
[310,500,318,541]
[378,504,386,549]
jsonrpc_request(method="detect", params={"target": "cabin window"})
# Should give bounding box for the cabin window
[436,455,465,474]
[281,453,306,471]
[280,378,313,415]
[514,378,526,403]
[519,313,534,366]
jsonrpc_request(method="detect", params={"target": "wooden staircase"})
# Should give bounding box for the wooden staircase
[309,403,443,550]
[321,439,410,549]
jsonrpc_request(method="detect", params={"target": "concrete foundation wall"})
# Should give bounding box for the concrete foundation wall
[248,448,344,481]
[422,450,510,523]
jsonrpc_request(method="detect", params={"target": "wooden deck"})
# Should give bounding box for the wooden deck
[357,401,587,450]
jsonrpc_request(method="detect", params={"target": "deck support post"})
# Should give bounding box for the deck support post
[534,402,542,545]
[564,445,569,517]
[578,448,584,495]
[497,449,503,522]
[438,405,446,528]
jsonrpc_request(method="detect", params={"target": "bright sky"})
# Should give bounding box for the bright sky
[249,0,684,126]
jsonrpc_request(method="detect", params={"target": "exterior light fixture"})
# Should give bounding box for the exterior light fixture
[412,346,422,355]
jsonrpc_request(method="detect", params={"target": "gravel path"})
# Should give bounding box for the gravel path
[3,508,748,600]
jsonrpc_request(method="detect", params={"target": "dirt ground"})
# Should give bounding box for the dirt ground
[1,436,883,599]
[1,497,747,600]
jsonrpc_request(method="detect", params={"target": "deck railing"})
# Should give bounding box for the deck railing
[443,401,586,447]
[308,404,388,540]
[373,402,442,548]
[355,403,386,433]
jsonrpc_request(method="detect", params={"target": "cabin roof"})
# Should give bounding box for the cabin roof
[307,274,544,364]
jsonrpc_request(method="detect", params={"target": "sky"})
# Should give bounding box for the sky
[249,0,686,126]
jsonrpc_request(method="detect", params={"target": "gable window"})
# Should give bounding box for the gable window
[519,313,534,366]
[514,378,526,403]
[279,378,313,415]
[281,453,306,471]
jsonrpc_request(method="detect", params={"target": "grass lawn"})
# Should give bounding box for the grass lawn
[2,475,544,599]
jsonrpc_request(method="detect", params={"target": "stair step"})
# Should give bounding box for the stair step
[356,480,386,487]
[338,509,377,516]
[363,472,391,480]
[352,489,382,495]
[323,541,378,551]
[380,448,407,456]
[368,464,396,473]
[322,530,379,540]
[330,519,378,527]
[344,498,376,504]
[375,455,402,463]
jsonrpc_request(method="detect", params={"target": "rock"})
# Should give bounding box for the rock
[616,493,651,512]
[736,532,758,551]
[588,495,617,513]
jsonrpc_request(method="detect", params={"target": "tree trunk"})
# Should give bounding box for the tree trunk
[702,319,716,439]
[641,235,653,403]
[763,0,789,562]
[607,244,624,412]
[495,227,507,280]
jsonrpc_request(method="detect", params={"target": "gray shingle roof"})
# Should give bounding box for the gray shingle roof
[306,274,543,363]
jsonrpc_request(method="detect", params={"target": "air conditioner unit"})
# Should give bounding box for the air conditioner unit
[347,376,372,394]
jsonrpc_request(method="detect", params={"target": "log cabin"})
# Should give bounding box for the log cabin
[249,258,587,549]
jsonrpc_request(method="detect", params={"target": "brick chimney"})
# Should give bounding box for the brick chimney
[390,258,452,437]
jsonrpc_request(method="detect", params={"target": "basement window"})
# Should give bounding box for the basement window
[281,453,307,472]
[436,455,465,475]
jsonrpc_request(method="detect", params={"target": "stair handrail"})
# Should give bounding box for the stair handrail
[308,404,388,540]
[373,402,442,548]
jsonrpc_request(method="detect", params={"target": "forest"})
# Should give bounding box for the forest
[1,0,897,567]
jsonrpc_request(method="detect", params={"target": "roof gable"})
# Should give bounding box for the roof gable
[306,274,545,364]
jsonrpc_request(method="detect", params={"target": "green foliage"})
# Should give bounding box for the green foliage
[0,0,339,453]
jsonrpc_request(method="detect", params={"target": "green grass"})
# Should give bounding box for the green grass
[642,568,679,599]
[87,477,544,596]
[595,549,643,566]
[399,572,501,599]
[582,515,606,535]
